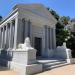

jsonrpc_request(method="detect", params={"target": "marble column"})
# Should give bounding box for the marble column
[53,28,56,49]
[7,24,10,49]
[27,20,31,37]
[6,25,9,49]
[9,21,13,49]
[1,28,3,49]
[25,20,28,38]
[5,23,10,49]
[4,26,6,48]
[24,20,30,37]
[29,20,32,44]
[47,26,49,49]
[0,28,2,49]
[8,22,11,49]
[50,28,52,49]
[11,21,14,48]
[48,27,51,49]
[12,21,15,48]
[50,28,56,49]
[42,25,46,56]
[44,25,47,50]
[13,17,18,49]
[0,28,1,48]
[4,25,8,49]
[51,28,54,49]
[44,25,49,57]
[2,27,5,48]
[0,27,4,49]
[22,18,25,43]
[21,19,32,43]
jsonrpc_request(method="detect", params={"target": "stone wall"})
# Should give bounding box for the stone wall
[8,37,42,75]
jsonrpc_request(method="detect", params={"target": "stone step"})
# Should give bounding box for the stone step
[44,63,69,70]
[43,61,67,67]
[37,58,68,71]
[37,59,66,64]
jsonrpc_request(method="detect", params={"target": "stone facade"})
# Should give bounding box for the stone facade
[0,4,57,57]
[0,4,58,75]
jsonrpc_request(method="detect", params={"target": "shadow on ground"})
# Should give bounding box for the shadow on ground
[0,49,12,68]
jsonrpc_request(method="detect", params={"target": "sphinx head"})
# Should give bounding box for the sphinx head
[24,37,31,47]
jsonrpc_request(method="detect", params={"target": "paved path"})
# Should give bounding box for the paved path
[0,65,75,75]
[0,67,19,75]
[0,70,19,75]
[36,64,75,75]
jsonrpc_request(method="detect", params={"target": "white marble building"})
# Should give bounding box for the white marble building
[0,4,57,57]
[0,4,73,75]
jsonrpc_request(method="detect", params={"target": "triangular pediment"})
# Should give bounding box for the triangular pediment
[13,4,57,24]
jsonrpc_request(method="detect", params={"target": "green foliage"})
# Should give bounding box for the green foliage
[0,16,2,22]
[47,7,73,49]
[50,9,59,20]
[56,22,69,46]
[47,8,59,20]
[59,16,70,25]
[66,31,75,58]
[66,31,75,49]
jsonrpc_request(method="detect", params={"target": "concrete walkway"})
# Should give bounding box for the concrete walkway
[36,64,75,75]
[0,67,19,75]
[0,64,75,75]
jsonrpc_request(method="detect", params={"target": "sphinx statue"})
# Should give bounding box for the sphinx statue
[18,37,33,49]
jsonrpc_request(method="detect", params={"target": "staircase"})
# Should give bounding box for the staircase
[37,58,69,70]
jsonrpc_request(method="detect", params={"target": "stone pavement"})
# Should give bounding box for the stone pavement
[0,64,75,75]
[36,64,75,75]
[0,67,19,75]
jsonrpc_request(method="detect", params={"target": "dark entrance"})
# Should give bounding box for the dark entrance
[34,37,42,56]
[71,50,75,58]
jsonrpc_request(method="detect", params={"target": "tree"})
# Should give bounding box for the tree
[0,16,2,22]
[66,31,75,57]
[56,21,69,46]
[59,16,70,25]
[66,31,75,49]
[47,8,70,47]
[50,9,59,20]
[47,8,60,20]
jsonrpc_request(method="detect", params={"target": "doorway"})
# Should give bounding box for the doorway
[34,37,42,57]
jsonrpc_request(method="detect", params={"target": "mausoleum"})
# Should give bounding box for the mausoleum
[0,4,72,75]
[0,4,57,57]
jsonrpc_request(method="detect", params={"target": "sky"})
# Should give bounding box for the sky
[0,0,75,19]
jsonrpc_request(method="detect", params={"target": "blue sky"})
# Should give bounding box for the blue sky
[0,0,75,18]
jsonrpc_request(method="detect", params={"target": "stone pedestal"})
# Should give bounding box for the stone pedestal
[56,42,72,63]
[66,48,72,63]
[8,37,42,75]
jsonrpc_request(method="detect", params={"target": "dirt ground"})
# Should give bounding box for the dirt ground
[0,65,75,75]
[36,64,75,75]
[0,67,19,75]
[0,70,19,75]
